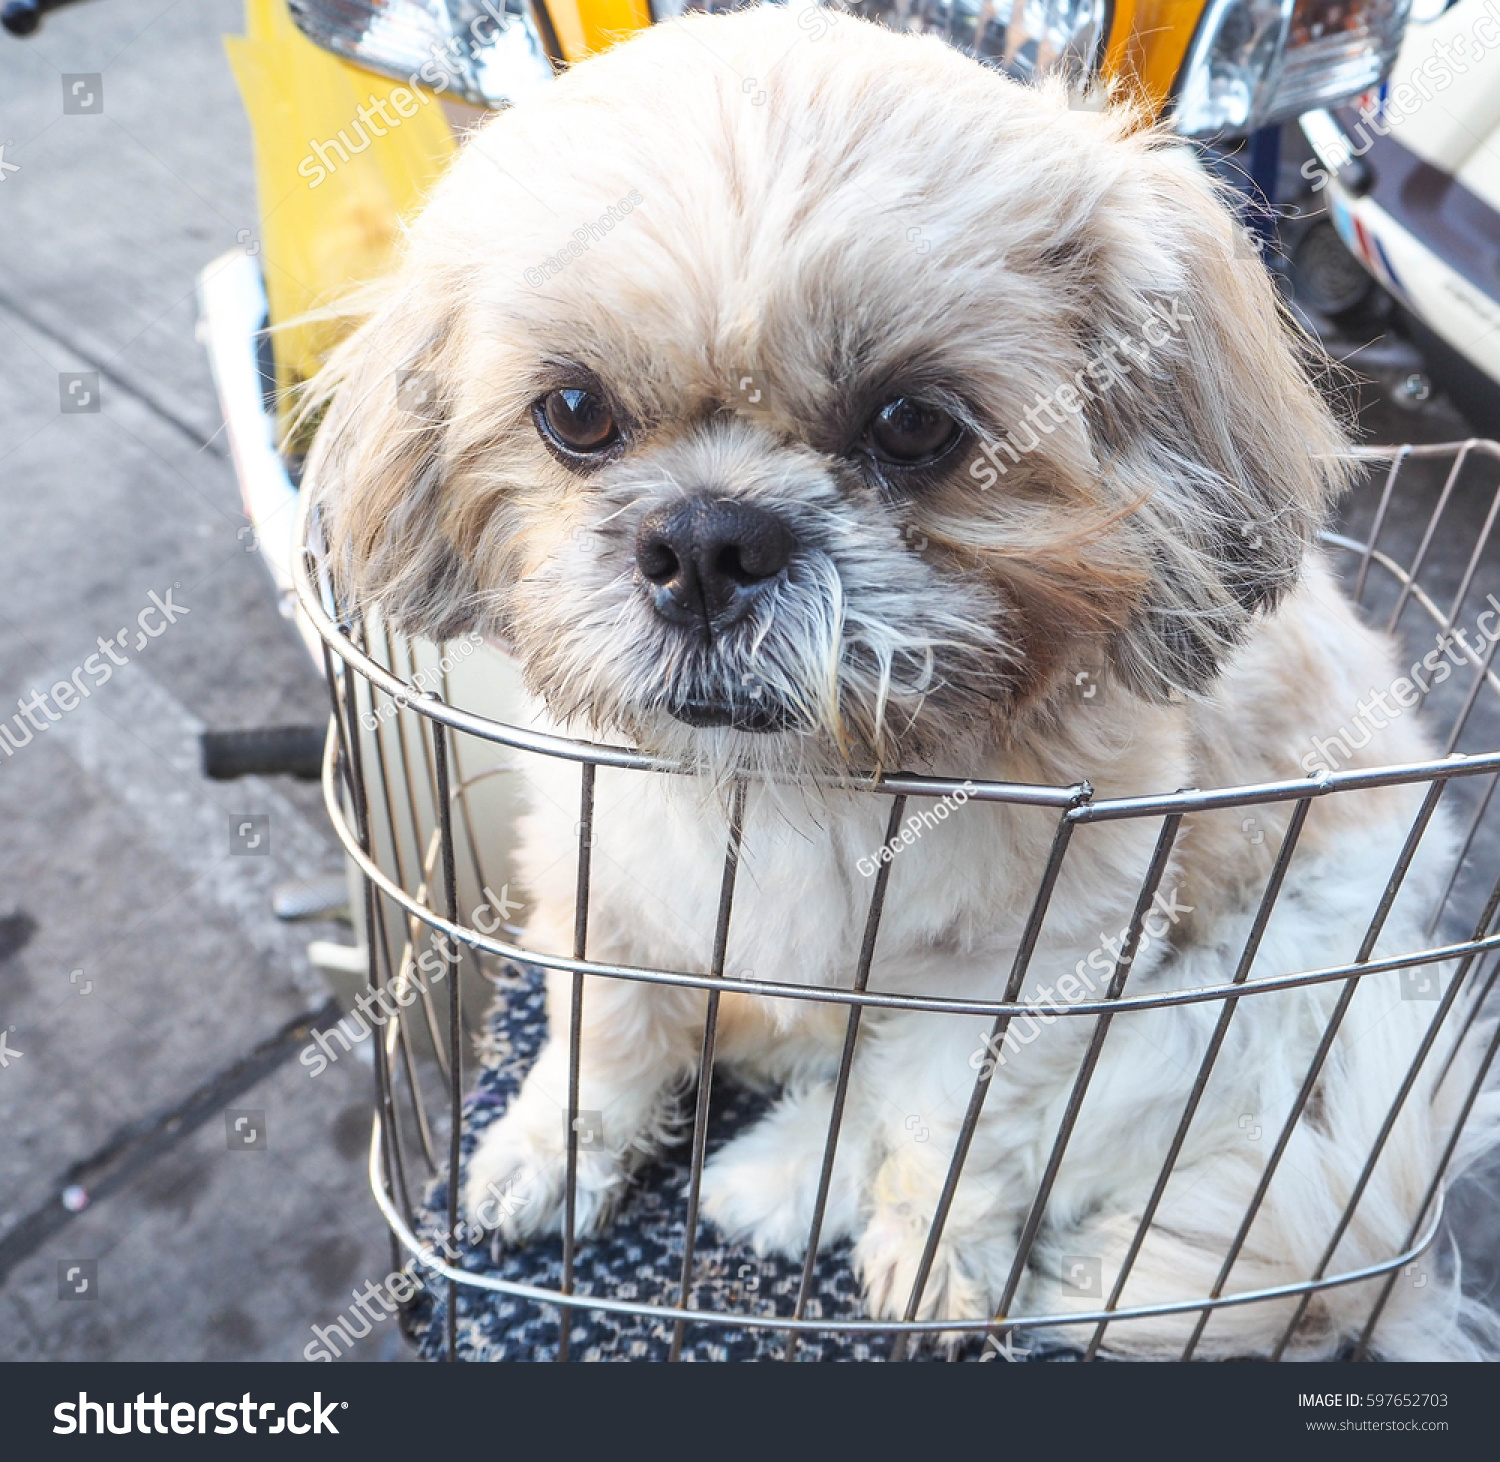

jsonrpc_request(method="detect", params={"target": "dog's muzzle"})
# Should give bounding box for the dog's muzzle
[635,494,798,731]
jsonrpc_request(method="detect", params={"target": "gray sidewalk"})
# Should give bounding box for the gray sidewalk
[0,0,402,1361]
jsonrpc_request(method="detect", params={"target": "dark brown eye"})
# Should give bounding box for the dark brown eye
[868,397,959,465]
[536,387,618,455]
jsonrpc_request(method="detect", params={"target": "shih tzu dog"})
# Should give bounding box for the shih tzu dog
[306,7,1499,1358]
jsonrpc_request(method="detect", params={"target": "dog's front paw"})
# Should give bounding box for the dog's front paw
[463,1108,626,1244]
[854,1201,987,1331]
[700,1087,869,1258]
[699,1142,816,1259]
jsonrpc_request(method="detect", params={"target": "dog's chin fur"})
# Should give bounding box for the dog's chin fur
[306,9,1500,1358]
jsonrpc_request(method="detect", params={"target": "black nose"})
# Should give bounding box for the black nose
[635,496,795,632]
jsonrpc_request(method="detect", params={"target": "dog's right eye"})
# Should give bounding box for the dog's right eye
[866,397,961,467]
[535,388,619,456]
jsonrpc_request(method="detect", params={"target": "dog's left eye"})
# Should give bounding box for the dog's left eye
[535,388,619,456]
[867,398,960,465]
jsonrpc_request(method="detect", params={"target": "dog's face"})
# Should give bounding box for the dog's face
[308,7,1347,775]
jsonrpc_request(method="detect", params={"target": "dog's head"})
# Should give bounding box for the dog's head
[306,7,1348,775]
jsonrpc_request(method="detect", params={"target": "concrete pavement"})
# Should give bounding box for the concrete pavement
[0,0,403,1361]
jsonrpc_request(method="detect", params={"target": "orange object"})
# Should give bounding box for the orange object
[1102,0,1204,116]
[544,0,654,62]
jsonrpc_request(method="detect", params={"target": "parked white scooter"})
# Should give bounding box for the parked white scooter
[1298,0,1500,428]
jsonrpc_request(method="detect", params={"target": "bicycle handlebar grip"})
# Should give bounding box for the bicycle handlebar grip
[199,725,328,782]
[2,0,91,38]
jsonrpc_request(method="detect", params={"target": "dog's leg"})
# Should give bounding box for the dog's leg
[849,1014,1031,1332]
[463,963,703,1242]
[853,1133,1015,1331]
[699,1080,876,1257]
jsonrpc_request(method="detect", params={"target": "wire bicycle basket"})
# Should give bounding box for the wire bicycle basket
[295,438,1500,1362]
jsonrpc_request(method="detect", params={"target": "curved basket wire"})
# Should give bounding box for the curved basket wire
[294,439,1500,1361]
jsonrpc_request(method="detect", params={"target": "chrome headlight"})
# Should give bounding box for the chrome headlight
[287,0,555,109]
[1173,0,1410,138]
[665,0,1110,88]
[842,0,1109,85]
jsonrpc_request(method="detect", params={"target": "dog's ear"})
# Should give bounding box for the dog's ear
[302,276,479,640]
[1072,136,1352,701]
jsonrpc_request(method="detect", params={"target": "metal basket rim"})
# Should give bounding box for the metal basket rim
[315,728,1500,1017]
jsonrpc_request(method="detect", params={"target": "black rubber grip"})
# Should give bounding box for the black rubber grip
[2,0,92,38]
[199,725,327,782]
